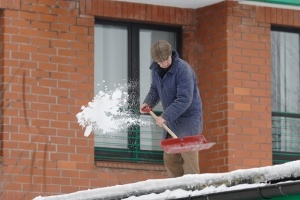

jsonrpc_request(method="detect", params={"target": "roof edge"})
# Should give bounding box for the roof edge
[176,179,300,200]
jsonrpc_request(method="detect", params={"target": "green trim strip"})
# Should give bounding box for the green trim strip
[248,0,300,6]
[270,194,300,200]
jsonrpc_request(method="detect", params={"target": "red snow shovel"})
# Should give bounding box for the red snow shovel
[141,107,215,154]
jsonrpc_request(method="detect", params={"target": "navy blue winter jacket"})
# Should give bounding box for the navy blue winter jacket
[143,50,203,139]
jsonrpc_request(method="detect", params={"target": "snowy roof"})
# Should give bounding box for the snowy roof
[34,160,300,200]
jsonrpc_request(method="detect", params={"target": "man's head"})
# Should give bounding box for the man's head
[151,40,172,68]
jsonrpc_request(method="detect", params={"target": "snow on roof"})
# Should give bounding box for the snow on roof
[34,160,300,200]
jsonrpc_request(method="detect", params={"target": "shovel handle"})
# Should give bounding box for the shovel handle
[148,111,178,139]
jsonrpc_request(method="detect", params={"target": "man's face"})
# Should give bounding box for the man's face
[157,55,172,68]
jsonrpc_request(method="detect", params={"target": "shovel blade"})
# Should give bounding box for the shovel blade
[161,135,215,154]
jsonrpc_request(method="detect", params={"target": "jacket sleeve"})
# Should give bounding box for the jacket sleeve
[161,67,194,122]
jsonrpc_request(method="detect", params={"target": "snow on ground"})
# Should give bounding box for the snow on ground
[34,160,300,200]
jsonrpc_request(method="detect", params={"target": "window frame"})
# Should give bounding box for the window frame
[94,19,182,163]
[271,25,300,164]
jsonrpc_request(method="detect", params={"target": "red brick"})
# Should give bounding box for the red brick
[90,0,97,15]
[38,30,58,39]
[57,161,76,169]
[294,11,299,26]
[102,0,109,16]
[170,6,176,23]
[10,35,29,44]
[60,185,80,194]
[287,10,294,26]
[32,4,50,13]
[39,13,57,22]
[51,23,69,32]
[264,7,271,23]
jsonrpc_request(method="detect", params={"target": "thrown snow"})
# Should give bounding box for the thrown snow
[34,160,300,200]
[76,82,143,137]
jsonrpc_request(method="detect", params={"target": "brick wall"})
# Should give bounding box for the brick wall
[197,1,300,173]
[225,2,273,171]
[1,0,300,199]
[196,1,273,173]
[196,2,230,173]
[0,0,95,199]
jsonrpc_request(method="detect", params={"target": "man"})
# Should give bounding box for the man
[140,40,203,178]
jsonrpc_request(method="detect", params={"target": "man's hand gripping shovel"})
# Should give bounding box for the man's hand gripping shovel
[141,107,215,154]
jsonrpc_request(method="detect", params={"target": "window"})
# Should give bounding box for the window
[271,26,300,164]
[94,20,181,163]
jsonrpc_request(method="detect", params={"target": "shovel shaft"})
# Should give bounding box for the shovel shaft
[149,111,178,139]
